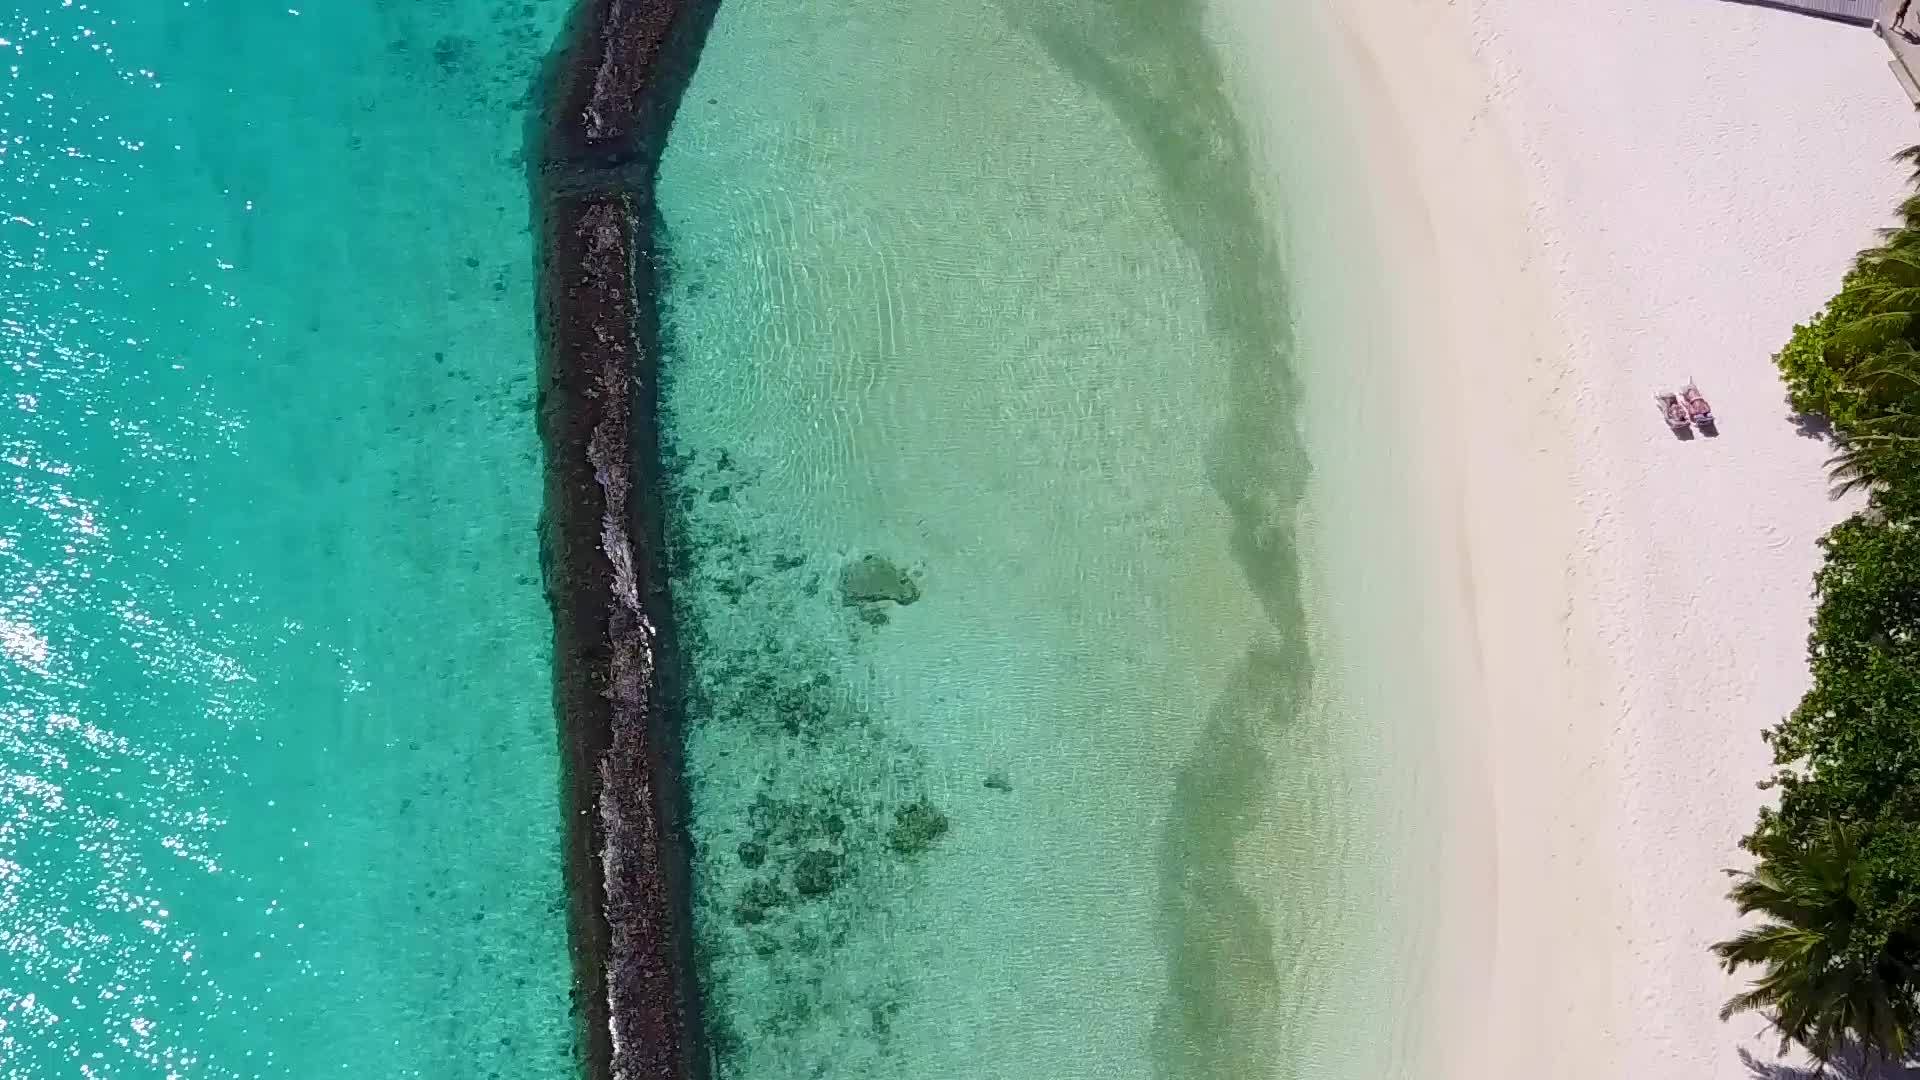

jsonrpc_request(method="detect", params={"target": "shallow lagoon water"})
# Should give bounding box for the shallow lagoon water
[655,2,1407,1077]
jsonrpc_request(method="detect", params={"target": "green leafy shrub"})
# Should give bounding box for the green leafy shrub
[1776,271,1877,429]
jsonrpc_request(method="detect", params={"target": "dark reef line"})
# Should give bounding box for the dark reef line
[529,1,719,1078]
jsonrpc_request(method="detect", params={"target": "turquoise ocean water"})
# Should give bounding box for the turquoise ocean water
[5,0,1410,1076]
[1,2,579,1074]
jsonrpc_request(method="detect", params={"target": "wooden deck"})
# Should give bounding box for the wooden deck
[1709,0,1920,111]
[1722,0,1878,25]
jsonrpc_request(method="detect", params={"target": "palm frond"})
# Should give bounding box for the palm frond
[1710,821,1920,1068]
[1895,142,1920,187]
[1827,442,1883,499]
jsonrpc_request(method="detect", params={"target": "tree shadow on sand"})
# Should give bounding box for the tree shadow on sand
[1741,1044,1920,1079]
[1786,391,1834,441]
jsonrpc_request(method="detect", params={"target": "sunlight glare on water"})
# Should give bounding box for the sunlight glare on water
[1,1,577,1073]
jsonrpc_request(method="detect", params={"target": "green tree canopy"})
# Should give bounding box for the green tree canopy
[1758,502,1920,946]
[1715,822,1920,1070]
[1729,143,1920,1072]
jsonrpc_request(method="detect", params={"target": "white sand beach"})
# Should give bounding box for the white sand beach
[1218,0,1916,1075]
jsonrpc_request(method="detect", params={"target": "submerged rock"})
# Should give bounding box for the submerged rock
[732,878,787,926]
[791,849,842,897]
[839,555,920,607]
[886,799,949,856]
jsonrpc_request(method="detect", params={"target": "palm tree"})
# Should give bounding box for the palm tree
[1822,412,1920,499]
[1714,821,1920,1076]
[1826,439,1883,500]
[1811,150,1920,494]
[1873,145,1920,243]
[1841,249,1920,355]
[1830,149,1920,382]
